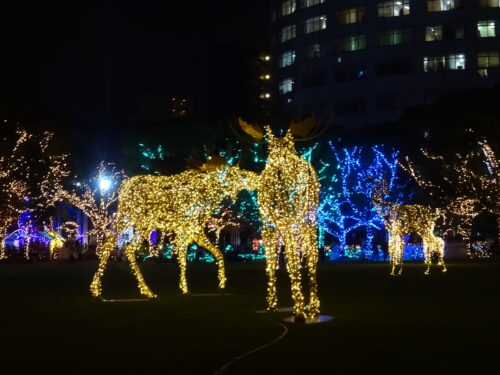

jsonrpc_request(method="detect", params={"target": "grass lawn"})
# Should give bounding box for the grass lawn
[0,259,498,374]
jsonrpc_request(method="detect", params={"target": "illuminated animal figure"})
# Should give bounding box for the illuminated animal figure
[45,228,64,260]
[232,115,328,322]
[90,158,258,298]
[372,180,447,275]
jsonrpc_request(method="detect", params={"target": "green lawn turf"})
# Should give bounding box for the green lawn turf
[0,259,499,374]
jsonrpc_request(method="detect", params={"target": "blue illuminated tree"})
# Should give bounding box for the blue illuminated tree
[317,142,407,253]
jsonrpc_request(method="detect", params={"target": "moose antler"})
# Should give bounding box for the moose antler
[288,112,333,142]
[229,116,265,144]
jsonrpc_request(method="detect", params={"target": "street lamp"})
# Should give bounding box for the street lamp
[99,177,112,192]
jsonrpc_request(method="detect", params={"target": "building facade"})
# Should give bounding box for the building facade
[271,0,500,127]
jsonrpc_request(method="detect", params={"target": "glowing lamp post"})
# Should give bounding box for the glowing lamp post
[99,177,112,193]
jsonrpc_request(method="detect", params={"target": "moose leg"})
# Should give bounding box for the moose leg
[90,236,115,298]
[422,237,431,275]
[284,234,307,322]
[437,238,447,272]
[175,238,190,294]
[124,239,157,298]
[195,235,226,289]
[304,227,320,319]
[396,238,404,275]
[388,234,398,276]
[262,227,279,312]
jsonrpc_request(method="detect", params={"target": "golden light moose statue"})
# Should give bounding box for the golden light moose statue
[371,179,447,276]
[231,114,330,323]
[90,157,258,298]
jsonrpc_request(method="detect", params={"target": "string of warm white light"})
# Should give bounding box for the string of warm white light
[90,158,259,298]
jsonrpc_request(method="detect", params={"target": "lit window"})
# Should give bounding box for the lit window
[336,7,365,25]
[479,0,500,7]
[280,50,296,67]
[378,1,410,18]
[305,43,325,59]
[427,0,462,11]
[304,15,327,34]
[477,21,496,37]
[448,54,466,69]
[301,0,325,8]
[425,26,443,41]
[336,35,366,52]
[280,25,296,42]
[423,54,466,72]
[279,78,294,94]
[281,0,296,16]
[377,29,412,46]
[478,51,500,68]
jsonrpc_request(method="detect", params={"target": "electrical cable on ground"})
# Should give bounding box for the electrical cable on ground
[213,318,289,374]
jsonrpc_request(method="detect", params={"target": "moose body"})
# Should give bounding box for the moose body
[90,164,257,298]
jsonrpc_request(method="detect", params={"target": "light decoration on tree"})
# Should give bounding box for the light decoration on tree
[90,157,259,298]
[4,210,36,259]
[317,143,406,255]
[137,143,166,173]
[43,161,125,258]
[0,126,66,259]
[372,180,447,275]
[232,115,329,323]
[0,129,30,258]
[400,135,499,255]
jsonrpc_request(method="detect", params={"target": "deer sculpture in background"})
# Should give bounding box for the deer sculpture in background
[372,179,447,276]
[90,157,258,298]
[232,114,330,322]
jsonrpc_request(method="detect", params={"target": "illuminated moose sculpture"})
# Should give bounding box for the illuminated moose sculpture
[232,115,329,322]
[90,158,258,298]
[372,179,447,276]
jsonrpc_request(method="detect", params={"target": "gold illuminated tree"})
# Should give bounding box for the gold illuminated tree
[43,161,125,257]
[0,129,30,258]
[372,179,446,275]
[90,158,258,298]
[401,136,499,251]
[476,138,500,243]
[0,126,66,259]
[232,115,329,323]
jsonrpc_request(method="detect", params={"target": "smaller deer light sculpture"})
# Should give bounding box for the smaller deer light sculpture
[232,115,329,322]
[372,179,447,275]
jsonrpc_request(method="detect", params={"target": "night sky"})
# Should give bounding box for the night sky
[0,1,270,164]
